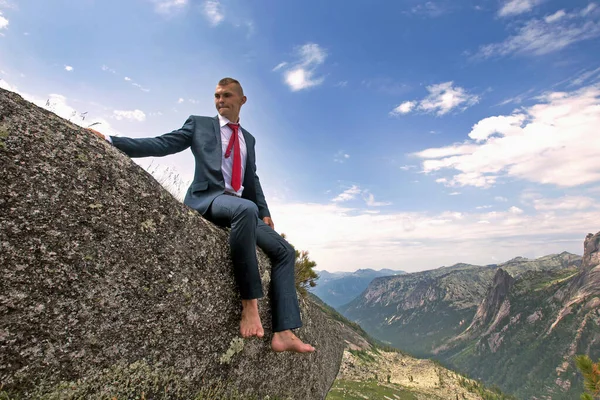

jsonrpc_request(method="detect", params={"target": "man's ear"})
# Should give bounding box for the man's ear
[241,95,247,106]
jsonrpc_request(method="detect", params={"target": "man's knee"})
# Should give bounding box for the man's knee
[280,240,296,264]
[234,200,259,219]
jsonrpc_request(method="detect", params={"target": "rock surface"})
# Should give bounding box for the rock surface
[0,88,344,399]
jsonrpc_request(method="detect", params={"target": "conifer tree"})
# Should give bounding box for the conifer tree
[575,355,600,400]
[280,233,319,296]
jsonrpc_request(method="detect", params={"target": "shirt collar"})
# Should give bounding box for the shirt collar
[218,114,240,128]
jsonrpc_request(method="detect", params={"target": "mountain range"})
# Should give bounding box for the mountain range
[310,268,404,308]
[339,234,599,400]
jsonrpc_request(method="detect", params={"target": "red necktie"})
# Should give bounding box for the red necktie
[225,123,242,191]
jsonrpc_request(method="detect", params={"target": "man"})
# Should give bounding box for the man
[89,78,315,353]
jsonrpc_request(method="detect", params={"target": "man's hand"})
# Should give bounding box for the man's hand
[88,128,106,140]
[263,217,274,230]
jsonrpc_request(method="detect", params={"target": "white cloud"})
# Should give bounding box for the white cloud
[392,101,416,114]
[278,43,328,91]
[332,185,362,202]
[391,82,479,116]
[0,11,8,30]
[568,67,600,87]
[495,196,508,202]
[449,192,461,196]
[177,98,184,104]
[410,1,446,17]
[334,150,350,163]
[414,83,600,188]
[113,109,146,122]
[272,62,287,72]
[124,77,131,81]
[64,65,73,72]
[498,0,542,17]
[582,3,597,16]
[363,192,392,206]
[544,9,566,23]
[269,198,599,272]
[153,0,187,14]
[477,5,600,58]
[132,82,150,92]
[203,0,224,26]
[508,206,524,214]
[476,205,493,209]
[413,143,479,159]
[101,65,116,74]
[532,196,595,211]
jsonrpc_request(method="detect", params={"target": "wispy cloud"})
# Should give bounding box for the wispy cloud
[334,150,350,163]
[391,81,480,116]
[152,0,188,14]
[532,195,595,211]
[272,62,287,72]
[568,67,600,87]
[331,185,391,207]
[409,1,447,17]
[202,0,224,26]
[113,109,146,122]
[400,165,417,171]
[332,185,362,202]
[498,0,542,17]
[414,83,600,188]
[277,43,328,91]
[132,82,150,92]
[363,192,392,206]
[0,11,8,30]
[101,65,116,74]
[476,4,600,58]
[64,65,73,72]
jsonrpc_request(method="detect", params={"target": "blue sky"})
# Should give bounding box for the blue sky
[1,0,599,272]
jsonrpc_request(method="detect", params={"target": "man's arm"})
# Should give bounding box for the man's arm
[91,116,195,158]
[254,172,271,222]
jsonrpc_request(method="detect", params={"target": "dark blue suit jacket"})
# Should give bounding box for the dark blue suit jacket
[110,115,271,218]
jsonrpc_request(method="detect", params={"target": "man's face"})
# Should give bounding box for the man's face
[214,83,246,121]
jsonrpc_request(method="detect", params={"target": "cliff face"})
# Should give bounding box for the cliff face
[464,268,515,335]
[0,87,344,399]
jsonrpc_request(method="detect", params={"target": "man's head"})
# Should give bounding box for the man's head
[215,77,246,123]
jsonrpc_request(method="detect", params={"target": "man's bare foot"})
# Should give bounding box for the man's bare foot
[271,330,316,353]
[240,299,264,338]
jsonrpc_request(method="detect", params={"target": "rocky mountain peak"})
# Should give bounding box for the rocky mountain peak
[583,232,600,270]
[465,268,515,334]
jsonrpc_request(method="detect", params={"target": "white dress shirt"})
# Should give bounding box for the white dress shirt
[219,114,247,197]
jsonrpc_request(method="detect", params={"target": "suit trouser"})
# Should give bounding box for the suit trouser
[205,194,302,332]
